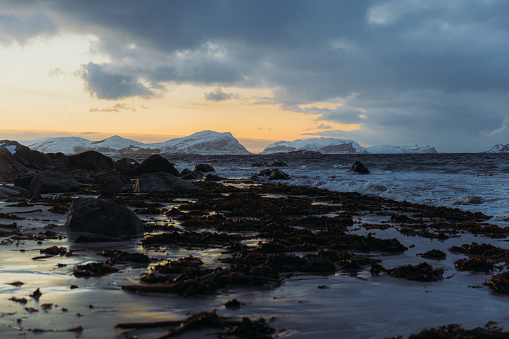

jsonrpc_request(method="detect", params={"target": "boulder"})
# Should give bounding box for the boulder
[97,170,133,189]
[0,147,29,182]
[0,140,50,170]
[136,155,179,176]
[70,169,99,184]
[256,169,273,177]
[68,151,114,172]
[14,175,34,190]
[192,164,215,172]
[137,172,199,192]
[271,161,288,167]
[350,161,370,174]
[204,173,223,182]
[66,198,144,237]
[0,185,29,198]
[180,169,204,180]
[116,158,140,176]
[268,169,290,180]
[29,170,81,194]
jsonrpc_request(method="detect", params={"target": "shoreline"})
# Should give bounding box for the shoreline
[2,180,509,338]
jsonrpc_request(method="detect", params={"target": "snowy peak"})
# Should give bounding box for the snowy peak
[25,131,251,156]
[262,137,368,154]
[487,143,509,153]
[366,144,438,154]
[149,130,250,155]
[27,137,93,154]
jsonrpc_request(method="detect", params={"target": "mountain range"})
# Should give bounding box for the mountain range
[10,131,509,155]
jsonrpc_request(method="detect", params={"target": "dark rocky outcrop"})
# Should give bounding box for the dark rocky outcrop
[116,158,140,176]
[137,172,199,192]
[0,185,29,198]
[97,170,133,190]
[66,198,144,237]
[14,175,34,190]
[193,164,215,172]
[136,155,179,176]
[204,173,224,182]
[180,169,204,180]
[350,161,370,174]
[268,169,290,180]
[68,151,114,172]
[0,147,31,182]
[1,140,50,170]
[29,170,81,194]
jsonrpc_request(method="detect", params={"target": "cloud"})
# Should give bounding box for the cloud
[204,88,237,101]
[48,68,65,77]
[80,63,155,99]
[89,103,138,113]
[1,1,509,151]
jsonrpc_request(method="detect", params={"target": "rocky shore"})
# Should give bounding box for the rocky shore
[2,143,509,338]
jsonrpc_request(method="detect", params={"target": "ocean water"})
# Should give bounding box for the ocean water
[168,153,509,226]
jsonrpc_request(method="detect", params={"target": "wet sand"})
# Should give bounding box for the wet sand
[1,181,509,338]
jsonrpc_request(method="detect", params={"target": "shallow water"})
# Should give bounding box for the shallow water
[1,191,509,338]
[167,153,509,225]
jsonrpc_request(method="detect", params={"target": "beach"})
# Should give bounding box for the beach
[2,168,509,338]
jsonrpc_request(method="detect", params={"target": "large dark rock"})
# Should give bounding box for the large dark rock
[66,198,144,237]
[0,147,30,182]
[68,151,114,172]
[268,169,290,180]
[136,155,179,176]
[137,172,199,192]
[29,170,81,194]
[14,175,34,190]
[0,140,50,170]
[204,173,224,182]
[180,169,204,180]
[0,185,29,198]
[97,170,133,189]
[193,164,215,172]
[350,161,370,174]
[116,158,140,176]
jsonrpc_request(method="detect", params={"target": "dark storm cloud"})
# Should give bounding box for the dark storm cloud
[2,0,509,151]
[80,63,154,100]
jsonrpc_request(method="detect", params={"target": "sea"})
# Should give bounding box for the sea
[167,152,509,227]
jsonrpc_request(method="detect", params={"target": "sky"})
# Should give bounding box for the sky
[0,0,508,153]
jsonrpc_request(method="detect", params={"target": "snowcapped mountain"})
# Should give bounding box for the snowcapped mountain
[26,131,251,156]
[366,144,438,154]
[27,137,94,154]
[262,138,368,154]
[147,130,251,155]
[486,144,509,153]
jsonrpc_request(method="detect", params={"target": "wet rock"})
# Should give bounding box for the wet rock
[271,161,288,167]
[73,262,119,277]
[420,249,447,260]
[256,169,273,176]
[96,170,132,189]
[192,164,215,172]
[66,197,145,237]
[68,151,115,172]
[14,175,34,190]
[204,173,223,182]
[0,147,30,182]
[454,257,493,273]
[388,262,443,282]
[487,272,509,294]
[180,169,204,180]
[137,172,200,192]
[136,155,179,176]
[0,185,28,198]
[268,169,290,180]
[29,170,81,194]
[350,161,370,174]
